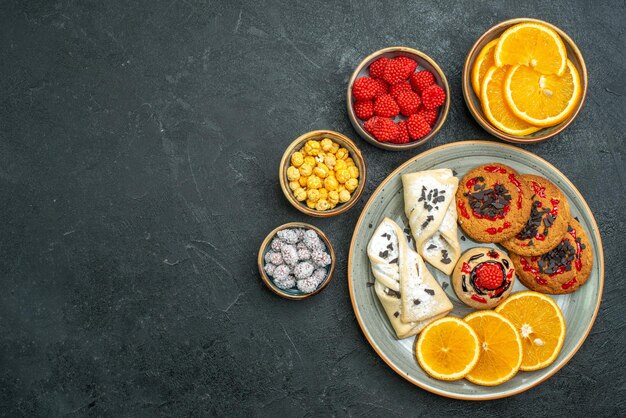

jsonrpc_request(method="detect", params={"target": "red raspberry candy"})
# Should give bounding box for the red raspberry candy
[410,70,436,93]
[364,116,399,142]
[395,90,422,116]
[352,77,381,101]
[395,56,418,74]
[393,121,410,144]
[389,81,412,99]
[354,100,374,120]
[421,84,446,110]
[474,262,504,290]
[373,94,400,118]
[372,78,389,97]
[382,57,415,85]
[369,57,389,79]
[406,114,431,141]
[416,109,438,126]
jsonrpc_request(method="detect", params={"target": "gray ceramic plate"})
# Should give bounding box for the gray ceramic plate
[348,140,604,400]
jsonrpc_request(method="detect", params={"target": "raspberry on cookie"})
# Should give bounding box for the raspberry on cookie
[510,219,593,294]
[456,163,532,243]
[452,247,516,309]
[501,175,572,256]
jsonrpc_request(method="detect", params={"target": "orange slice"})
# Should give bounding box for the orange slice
[463,311,523,386]
[471,38,499,97]
[416,317,480,381]
[494,22,567,76]
[481,65,541,136]
[495,291,566,371]
[504,60,581,127]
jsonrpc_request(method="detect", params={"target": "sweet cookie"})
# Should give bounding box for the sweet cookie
[452,247,515,309]
[510,219,593,294]
[501,175,571,256]
[456,163,532,243]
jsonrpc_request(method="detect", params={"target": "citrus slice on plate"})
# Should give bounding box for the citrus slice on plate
[504,59,581,127]
[481,65,541,136]
[416,316,480,381]
[495,291,566,371]
[471,38,499,97]
[463,311,523,386]
[494,22,567,76]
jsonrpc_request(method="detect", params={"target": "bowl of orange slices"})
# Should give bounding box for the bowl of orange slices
[463,18,587,143]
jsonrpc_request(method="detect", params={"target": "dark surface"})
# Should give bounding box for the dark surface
[1,0,625,416]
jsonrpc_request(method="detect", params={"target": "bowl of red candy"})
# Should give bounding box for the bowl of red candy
[346,47,450,151]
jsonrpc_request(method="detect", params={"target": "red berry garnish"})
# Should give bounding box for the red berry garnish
[373,94,400,118]
[395,90,422,116]
[354,100,374,120]
[389,81,412,99]
[421,84,446,110]
[364,116,400,143]
[416,109,438,126]
[406,114,432,141]
[382,57,414,84]
[369,57,389,79]
[410,70,436,93]
[393,121,410,144]
[352,77,381,101]
[473,262,504,290]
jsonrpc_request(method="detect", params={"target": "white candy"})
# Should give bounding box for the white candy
[293,261,315,280]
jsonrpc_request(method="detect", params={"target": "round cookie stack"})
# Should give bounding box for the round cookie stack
[455,163,593,295]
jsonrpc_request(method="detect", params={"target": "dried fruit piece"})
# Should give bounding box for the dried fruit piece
[416,109,438,127]
[352,76,381,101]
[389,80,412,98]
[364,116,399,142]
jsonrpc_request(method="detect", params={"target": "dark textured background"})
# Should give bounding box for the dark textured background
[1,0,625,416]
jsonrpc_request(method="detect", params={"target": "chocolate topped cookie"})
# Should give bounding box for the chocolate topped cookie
[501,175,571,256]
[456,163,532,243]
[510,219,592,294]
[452,247,516,309]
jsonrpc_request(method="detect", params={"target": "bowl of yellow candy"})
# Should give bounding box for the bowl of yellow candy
[279,130,367,217]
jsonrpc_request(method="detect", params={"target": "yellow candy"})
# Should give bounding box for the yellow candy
[345,178,358,192]
[328,190,339,204]
[334,160,347,172]
[345,157,355,166]
[307,189,320,203]
[314,163,330,179]
[336,148,350,160]
[348,165,359,179]
[329,201,337,209]
[318,188,328,200]
[315,199,330,211]
[336,169,351,184]
[307,175,322,189]
[289,181,299,191]
[339,190,351,203]
[324,154,336,168]
[330,142,340,154]
[291,152,304,167]
[299,176,309,187]
[304,156,316,167]
[306,199,316,209]
[299,163,313,177]
[287,166,300,181]
[324,176,338,191]
[320,138,334,152]
[304,140,321,156]
[337,184,346,193]
[294,188,307,201]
